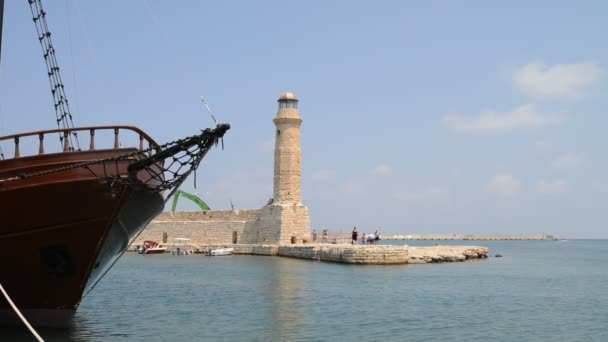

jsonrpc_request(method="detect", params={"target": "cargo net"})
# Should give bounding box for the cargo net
[126,123,230,199]
[3,124,230,202]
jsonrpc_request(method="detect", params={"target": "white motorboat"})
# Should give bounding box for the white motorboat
[207,248,234,256]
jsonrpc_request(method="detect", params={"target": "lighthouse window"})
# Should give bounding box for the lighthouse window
[278,100,298,109]
[277,130,280,136]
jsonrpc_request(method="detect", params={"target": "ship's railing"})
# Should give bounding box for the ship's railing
[0,126,161,159]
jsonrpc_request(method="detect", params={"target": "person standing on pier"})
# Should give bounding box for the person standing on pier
[351,227,358,245]
[374,229,381,245]
[361,233,366,245]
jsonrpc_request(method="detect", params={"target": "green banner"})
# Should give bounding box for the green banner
[171,190,210,212]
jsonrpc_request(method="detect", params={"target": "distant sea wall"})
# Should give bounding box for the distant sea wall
[382,234,556,240]
[323,233,555,242]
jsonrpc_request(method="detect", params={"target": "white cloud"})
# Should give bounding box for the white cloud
[443,104,563,133]
[370,164,393,176]
[534,140,553,153]
[488,173,521,195]
[553,152,581,169]
[312,169,337,182]
[513,61,602,99]
[536,179,567,194]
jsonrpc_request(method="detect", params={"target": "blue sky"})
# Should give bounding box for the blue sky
[1,1,607,238]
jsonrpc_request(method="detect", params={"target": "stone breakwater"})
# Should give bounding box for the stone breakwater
[276,245,488,264]
[170,244,489,265]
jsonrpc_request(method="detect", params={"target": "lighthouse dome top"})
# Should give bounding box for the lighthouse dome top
[278,92,298,101]
[278,92,299,110]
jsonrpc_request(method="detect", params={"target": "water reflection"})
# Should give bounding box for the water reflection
[268,258,313,340]
[68,315,96,341]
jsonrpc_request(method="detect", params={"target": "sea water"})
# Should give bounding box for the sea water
[3,240,607,341]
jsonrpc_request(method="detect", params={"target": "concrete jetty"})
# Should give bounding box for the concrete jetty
[155,244,489,265]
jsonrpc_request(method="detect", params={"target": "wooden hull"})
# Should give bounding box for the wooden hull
[0,149,164,327]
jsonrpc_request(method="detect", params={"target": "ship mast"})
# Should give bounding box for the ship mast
[27,0,80,151]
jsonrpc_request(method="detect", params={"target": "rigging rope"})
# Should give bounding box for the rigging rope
[27,0,81,151]
[64,0,80,125]
[0,282,45,341]
[0,103,3,159]
[0,57,5,160]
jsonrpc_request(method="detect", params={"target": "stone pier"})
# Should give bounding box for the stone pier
[276,244,488,264]
[159,244,489,265]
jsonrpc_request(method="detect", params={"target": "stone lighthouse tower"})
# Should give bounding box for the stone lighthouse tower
[273,92,303,203]
[269,92,311,244]
[245,92,311,244]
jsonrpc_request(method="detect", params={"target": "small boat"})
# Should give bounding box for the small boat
[170,238,195,255]
[138,241,166,254]
[207,248,234,256]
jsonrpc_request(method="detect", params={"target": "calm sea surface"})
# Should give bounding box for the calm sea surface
[3,240,608,341]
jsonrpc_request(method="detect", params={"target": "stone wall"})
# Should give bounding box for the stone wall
[277,203,311,244]
[239,205,281,244]
[133,210,261,247]
[151,210,261,222]
[133,207,312,247]
[241,203,311,245]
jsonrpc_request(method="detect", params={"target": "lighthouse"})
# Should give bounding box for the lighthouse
[244,92,311,244]
[241,92,312,244]
[273,92,303,204]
